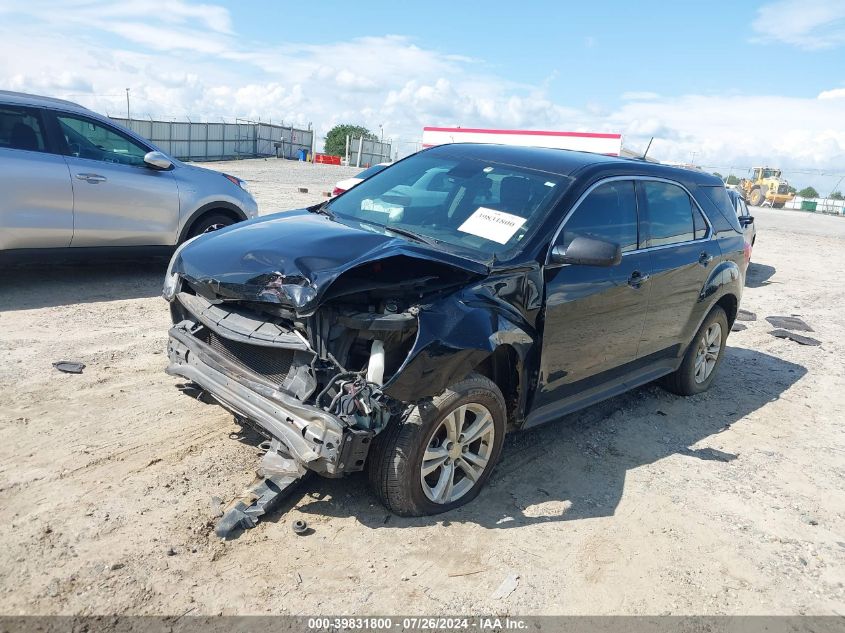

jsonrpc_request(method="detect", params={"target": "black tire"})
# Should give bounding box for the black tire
[748,188,765,207]
[772,202,785,209]
[662,306,729,396]
[367,373,506,516]
[187,212,235,239]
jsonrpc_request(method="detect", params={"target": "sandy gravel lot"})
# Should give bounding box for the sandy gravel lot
[1,158,843,616]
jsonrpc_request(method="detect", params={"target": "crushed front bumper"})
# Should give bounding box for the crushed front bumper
[166,322,374,476]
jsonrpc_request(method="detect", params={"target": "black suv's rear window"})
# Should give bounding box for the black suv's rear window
[699,185,742,232]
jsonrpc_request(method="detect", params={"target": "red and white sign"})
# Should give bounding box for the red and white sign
[422,127,622,155]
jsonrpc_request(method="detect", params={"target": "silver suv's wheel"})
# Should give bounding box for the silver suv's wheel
[368,373,506,516]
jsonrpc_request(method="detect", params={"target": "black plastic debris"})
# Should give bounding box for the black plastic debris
[214,442,306,539]
[769,329,821,346]
[766,316,813,332]
[731,322,747,332]
[52,361,85,374]
[736,309,757,321]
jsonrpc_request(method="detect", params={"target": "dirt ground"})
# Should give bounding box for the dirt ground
[1,158,844,616]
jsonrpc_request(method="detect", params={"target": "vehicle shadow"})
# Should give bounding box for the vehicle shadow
[0,257,168,312]
[746,262,776,288]
[289,346,806,530]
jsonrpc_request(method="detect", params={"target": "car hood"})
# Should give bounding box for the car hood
[173,209,490,315]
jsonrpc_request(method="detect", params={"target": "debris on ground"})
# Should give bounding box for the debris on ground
[769,329,821,346]
[298,187,308,193]
[214,441,306,539]
[491,573,520,600]
[52,360,85,374]
[736,309,757,321]
[292,519,309,535]
[732,322,748,332]
[766,316,814,331]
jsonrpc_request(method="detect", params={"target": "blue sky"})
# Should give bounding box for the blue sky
[221,0,843,103]
[1,0,844,190]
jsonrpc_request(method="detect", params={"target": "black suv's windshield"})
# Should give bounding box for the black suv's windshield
[325,152,571,259]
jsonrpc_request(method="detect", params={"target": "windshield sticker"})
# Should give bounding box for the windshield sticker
[361,199,404,220]
[458,207,526,244]
[544,181,556,187]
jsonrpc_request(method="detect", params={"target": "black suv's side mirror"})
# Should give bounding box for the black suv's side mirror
[550,236,622,267]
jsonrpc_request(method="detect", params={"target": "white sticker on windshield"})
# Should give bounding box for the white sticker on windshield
[458,207,526,244]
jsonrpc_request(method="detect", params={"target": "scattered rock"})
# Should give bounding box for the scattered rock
[166,546,177,556]
[110,562,124,571]
[731,322,747,332]
[736,309,757,321]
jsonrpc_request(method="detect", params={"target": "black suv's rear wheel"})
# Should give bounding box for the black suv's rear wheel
[662,305,729,396]
[367,373,506,516]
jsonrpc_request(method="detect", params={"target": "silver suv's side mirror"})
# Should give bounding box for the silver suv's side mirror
[144,151,172,170]
[550,236,622,267]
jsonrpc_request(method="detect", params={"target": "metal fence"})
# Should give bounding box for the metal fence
[347,136,393,167]
[109,117,314,162]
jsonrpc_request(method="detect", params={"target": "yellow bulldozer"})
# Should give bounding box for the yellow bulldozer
[738,167,795,208]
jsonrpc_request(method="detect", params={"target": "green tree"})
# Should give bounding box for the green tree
[712,172,723,180]
[324,124,376,157]
[829,190,844,200]
[798,186,819,198]
[725,175,740,185]
[787,185,797,194]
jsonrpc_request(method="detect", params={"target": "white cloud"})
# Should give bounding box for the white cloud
[818,87,845,99]
[752,0,845,49]
[1,0,844,189]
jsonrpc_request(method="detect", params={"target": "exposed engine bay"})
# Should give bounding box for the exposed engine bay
[162,205,536,535]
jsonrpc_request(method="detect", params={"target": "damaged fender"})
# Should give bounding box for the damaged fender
[383,286,535,406]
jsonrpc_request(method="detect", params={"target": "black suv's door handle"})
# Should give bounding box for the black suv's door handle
[628,270,650,288]
[698,252,714,266]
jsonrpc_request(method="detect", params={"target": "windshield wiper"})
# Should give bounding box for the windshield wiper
[383,225,440,247]
[308,201,334,218]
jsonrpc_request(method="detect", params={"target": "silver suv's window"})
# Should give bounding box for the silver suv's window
[0,106,46,152]
[57,114,148,166]
[558,180,638,252]
[642,181,706,247]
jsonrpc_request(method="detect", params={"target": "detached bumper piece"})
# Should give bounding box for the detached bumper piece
[214,441,306,539]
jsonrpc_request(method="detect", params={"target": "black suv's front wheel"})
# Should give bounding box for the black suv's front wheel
[663,305,729,396]
[367,374,506,516]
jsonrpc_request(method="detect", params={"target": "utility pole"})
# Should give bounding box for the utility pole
[125,88,130,120]
[689,151,698,166]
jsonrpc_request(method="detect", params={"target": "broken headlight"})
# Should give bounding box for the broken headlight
[162,236,200,302]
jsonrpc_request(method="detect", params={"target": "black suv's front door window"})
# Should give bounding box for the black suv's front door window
[641,181,699,247]
[558,180,639,252]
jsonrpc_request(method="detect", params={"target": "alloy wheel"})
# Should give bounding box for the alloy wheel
[694,322,722,383]
[420,403,496,504]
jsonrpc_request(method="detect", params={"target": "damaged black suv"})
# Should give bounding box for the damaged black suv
[163,143,746,520]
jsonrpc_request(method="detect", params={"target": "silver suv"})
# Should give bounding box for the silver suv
[0,91,258,256]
